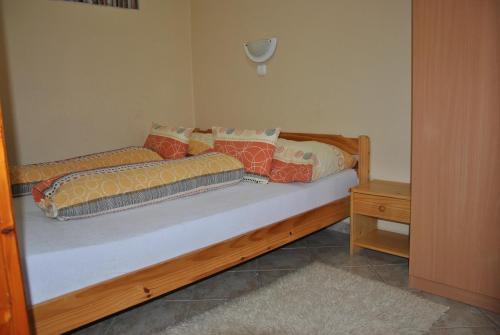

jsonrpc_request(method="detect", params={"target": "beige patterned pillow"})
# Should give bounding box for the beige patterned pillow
[269,139,355,183]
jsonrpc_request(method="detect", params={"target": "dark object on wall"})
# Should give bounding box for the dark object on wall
[63,0,139,10]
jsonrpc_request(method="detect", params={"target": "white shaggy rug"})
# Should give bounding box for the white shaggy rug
[158,263,448,335]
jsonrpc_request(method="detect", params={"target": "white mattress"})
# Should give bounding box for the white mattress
[14,169,358,305]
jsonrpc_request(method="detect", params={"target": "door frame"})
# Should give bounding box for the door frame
[0,105,30,334]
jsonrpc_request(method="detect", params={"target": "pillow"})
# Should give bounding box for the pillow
[212,127,280,180]
[143,123,194,159]
[269,139,356,183]
[188,132,214,156]
[10,147,162,197]
[33,152,244,220]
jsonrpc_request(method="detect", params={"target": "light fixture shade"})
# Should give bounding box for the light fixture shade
[244,38,278,64]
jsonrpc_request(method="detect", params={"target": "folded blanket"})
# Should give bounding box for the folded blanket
[33,152,244,220]
[10,147,162,197]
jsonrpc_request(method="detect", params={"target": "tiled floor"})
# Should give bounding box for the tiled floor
[71,229,500,335]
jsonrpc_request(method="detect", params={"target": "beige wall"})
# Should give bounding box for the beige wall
[0,0,194,164]
[191,0,411,182]
[1,0,411,183]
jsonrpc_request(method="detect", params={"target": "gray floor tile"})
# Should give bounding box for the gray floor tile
[311,246,371,267]
[343,265,384,282]
[429,327,499,335]
[186,299,227,318]
[256,247,312,270]
[304,229,349,247]
[480,309,500,329]
[105,300,190,335]
[163,283,199,301]
[227,258,259,271]
[257,269,294,287]
[71,230,497,335]
[372,263,409,288]
[69,317,114,335]
[281,236,309,249]
[359,248,409,265]
[418,293,495,329]
[191,270,259,300]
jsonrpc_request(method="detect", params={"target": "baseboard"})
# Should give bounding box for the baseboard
[377,220,409,235]
[409,275,500,313]
[327,219,410,236]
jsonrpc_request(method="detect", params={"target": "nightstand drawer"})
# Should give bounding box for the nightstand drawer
[353,193,410,223]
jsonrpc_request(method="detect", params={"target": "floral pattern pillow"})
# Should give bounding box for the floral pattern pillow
[212,127,281,178]
[269,139,355,183]
[144,123,194,159]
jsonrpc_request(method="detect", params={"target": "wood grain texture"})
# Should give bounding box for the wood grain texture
[0,108,30,334]
[354,230,409,258]
[32,197,350,335]
[357,135,370,185]
[349,213,377,256]
[350,180,410,257]
[278,132,360,155]
[409,276,500,313]
[411,0,500,311]
[353,179,410,200]
[353,194,410,224]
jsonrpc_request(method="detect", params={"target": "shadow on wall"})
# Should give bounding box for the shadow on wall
[0,0,18,165]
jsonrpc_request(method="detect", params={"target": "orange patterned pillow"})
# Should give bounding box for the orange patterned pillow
[144,123,194,159]
[212,127,280,178]
[269,139,354,183]
[269,158,313,183]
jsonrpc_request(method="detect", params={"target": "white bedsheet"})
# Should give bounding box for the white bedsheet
[14,169,358,305]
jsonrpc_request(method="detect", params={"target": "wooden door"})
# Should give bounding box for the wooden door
[410,0,500,312]
[0,106,30,333]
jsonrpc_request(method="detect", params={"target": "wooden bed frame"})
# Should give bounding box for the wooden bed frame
[29,132,370,334]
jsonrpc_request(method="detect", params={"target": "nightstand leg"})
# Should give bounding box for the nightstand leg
[350,214,377,255]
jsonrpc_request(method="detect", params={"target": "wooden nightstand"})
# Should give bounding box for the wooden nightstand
[350,180,411,258]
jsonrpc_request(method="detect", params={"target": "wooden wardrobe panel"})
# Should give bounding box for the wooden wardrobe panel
[0,107,30,333]
[411,0,500,304]
[0,252,13,334]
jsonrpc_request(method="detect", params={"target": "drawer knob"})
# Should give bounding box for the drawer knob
[378,205,386,212]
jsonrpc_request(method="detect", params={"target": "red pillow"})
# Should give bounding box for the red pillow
[212,127,280,178]
[144,123,194,159]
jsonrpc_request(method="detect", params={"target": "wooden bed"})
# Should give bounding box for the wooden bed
[24,132,370,334]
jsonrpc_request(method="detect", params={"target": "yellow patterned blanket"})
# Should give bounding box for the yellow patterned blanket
[10,147,162,196]
[33,152,244,220]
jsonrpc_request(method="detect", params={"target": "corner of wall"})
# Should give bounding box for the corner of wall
[188,0,197,128]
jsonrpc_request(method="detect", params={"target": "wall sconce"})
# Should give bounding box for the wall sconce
[243,37,278,76]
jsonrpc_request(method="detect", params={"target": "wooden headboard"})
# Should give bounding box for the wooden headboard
[195,129,370,184]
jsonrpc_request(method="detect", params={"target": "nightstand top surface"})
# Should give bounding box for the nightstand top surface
[352,179,411,200]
